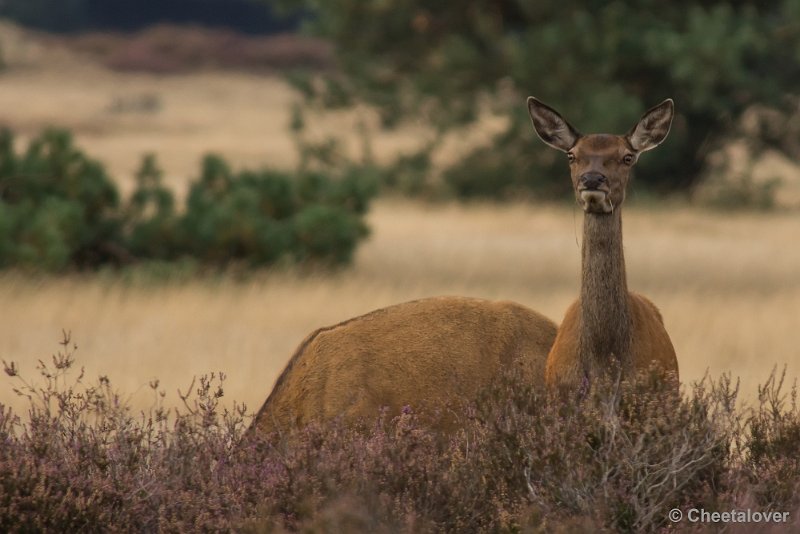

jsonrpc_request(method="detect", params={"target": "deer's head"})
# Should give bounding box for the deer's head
[527,98,674,214]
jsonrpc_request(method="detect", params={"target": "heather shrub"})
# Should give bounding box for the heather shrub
[2,336,799,532]
[459,369,732,532]
[744,368,800,512]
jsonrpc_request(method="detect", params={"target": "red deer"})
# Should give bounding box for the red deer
[527,97,679,392]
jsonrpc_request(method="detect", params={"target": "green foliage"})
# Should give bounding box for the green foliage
[292,204,367,265]
[442,121,554,200]
[0,128,377,272]
[125,154,178,260]
[0,129,122,270]
[180,157,295,266]
[382,144,438,197]
[278,0,800,199]
[179,154,376,268]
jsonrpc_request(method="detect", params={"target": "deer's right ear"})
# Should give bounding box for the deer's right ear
[527,97,581,152]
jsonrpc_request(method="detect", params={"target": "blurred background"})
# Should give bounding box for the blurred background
[1,0,798,414]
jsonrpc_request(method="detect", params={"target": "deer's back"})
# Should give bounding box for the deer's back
[251,296,557,435]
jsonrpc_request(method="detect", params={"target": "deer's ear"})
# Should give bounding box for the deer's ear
[626,99,674,152]
[527,97,581,152]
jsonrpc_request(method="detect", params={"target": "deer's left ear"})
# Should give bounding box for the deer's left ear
[626,99,674,152]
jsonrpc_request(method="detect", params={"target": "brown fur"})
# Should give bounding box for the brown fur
[544,210,678,389]
[251,296,557,435]
[528,97,679,391]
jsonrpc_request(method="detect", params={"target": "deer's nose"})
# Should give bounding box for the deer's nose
[580,172,607,191]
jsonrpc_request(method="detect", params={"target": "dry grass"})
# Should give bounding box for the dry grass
[1,199,798,417]
[0,20,426,200]
[0,22,798,418]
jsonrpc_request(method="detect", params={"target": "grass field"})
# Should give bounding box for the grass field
[1,22,798,418]
[2,199,798,416]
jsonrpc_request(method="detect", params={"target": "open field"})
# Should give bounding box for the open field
[0,20,439,198]
[2,199,799,416]
[1,22,799,417]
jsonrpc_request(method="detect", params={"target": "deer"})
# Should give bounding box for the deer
[527,97,679,394]
[250,296,557,436]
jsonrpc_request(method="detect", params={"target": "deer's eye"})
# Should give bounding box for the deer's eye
[567,152,576,163]
[622,154,635,165]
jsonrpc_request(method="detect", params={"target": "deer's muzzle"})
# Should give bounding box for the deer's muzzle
[578,173,613,213]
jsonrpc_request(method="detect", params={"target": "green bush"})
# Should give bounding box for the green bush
[382,148,435,197]
[292,204,367,265]
[179,156,294,266]
[178,155,376,267]
[124,154,178,260]
[0,129,377,272]
[0,129,123,270]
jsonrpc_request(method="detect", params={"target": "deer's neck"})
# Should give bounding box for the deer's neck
[579,209,632,372]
